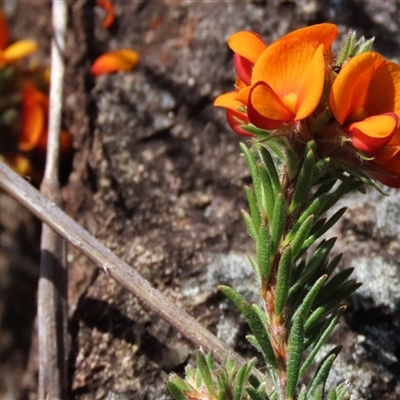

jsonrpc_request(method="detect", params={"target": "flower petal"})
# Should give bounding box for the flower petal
[346,113,399,152]
[329,52,386,125]
[233,53,252,85]
[228,31,267,64]
[364,60,400,116]
[279,23,338,51]
[226,109,252,137]
[96,0,115,29]
[214,91,243,110]
[252,39,325,120]
[248,81,291,129]
[91,49,139,76]
[19,84,48,152]
[3,39,37,62]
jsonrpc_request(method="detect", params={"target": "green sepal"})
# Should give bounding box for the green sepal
[292,275,328,322]
[275,246,292,315]
[257,223,271,281]
[336,30,356,67]
[354,37,374,55]
[196,351,216,397]
[308,348,341,397]
[246,186,261,233]
[167,377,192,400]
[233,358,257,400]
[242,210,258,243]
[314,268,354,305]
[219,286,278,368]
[289,143,315,214]
[271,193,286,254]
[286,214,314,262]
[258,145,281,196]
[300,308,344,375]
[286,312,304,399]
[240,124,272,138]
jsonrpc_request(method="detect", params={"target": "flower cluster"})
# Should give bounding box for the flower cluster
[215,24,400,187]
[0,8,72,182]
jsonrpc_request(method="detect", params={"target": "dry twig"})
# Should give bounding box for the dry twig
[0,161,266,382]
[37,0,68,398]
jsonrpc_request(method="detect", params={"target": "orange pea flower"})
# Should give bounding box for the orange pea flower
[330,52,400,153]
[0,8,37,65]
[91,49,140,76]
[19,83,72,155]
[96,0,115,29]
[214,23,338,134]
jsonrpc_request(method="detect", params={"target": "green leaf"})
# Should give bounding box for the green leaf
[271,193,286,254]
[242,210,258,243]
[233,360,255,400]
[241,143,263,212]
[257,223,271,281]
[285,146,299,180]
[304,207,346,247]
[258,164,275,222]
[246,386,270,400]
[293,275,328,322]
[298,386,307,400]
[206,351,215,371]
[240,124,272,138]
[196,351,215,397]
[326,253,343,276]
[248,256,261,285]
[327,389,337,400]
[286,313,304,399]
[287,214,314,262]
[314,268,354,305]
[246,186,261,233]
[275,246,292,315]
[300,308,344,376]
[308,349,340,397]
[319,176,354,214]
[304,306,327,333]
[291,239,336,295]
[219,286,278,368]
[289,144,315,214]
[167,380,191,400]
[258,145,281,196]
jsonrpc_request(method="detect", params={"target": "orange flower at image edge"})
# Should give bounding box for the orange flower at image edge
[91,49,140,76]
[0,8,37,65]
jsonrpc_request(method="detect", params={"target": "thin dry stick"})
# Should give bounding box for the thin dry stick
[37,0,68,398]
[0,160,268,384]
